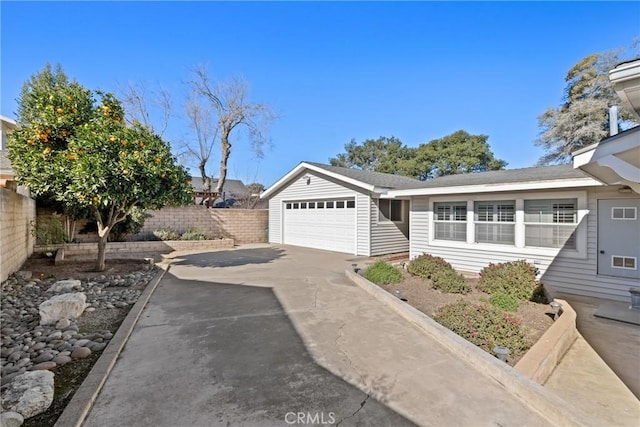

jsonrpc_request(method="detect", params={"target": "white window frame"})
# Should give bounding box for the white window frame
[427,191,588,259]
[611,207,637,220]
[611,255,637,270]
[378,199,404,223]
[523,198,578,249]
[433,201,467,242]
[474,200,516,245]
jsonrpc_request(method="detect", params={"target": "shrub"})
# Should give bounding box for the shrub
[153,227,180,241]
[478,260,539,301]
[407,254,470,294]
[434,300,531,356]
[488,292,519,312]
[31,214,69,245]
[364,261,403,285]
[180,228,208,240]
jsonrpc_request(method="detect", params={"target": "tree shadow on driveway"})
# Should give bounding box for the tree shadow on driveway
[169,247,286,269]
[84,271,416,427]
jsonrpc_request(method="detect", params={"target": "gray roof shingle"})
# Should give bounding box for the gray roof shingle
[306,162,587,190]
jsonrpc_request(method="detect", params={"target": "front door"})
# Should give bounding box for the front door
[598,199,640,279]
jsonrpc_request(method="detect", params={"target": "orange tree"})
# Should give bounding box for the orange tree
[8,65,192,271]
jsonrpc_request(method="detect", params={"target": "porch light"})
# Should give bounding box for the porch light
[549,301,562,320]
[493,346,510,362]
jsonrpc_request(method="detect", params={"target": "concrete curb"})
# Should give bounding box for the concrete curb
[346,269,593,427]
[54,266,168,427]
[514,299,578,384]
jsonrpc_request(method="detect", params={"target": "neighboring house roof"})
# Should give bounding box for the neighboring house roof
[190,176,248,196]
[262,161,602,199]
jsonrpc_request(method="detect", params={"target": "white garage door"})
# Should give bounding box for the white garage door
[283,198,356,253]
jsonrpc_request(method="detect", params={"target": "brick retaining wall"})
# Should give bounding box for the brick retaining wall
[1,188,36,282]
[138,206,268,244]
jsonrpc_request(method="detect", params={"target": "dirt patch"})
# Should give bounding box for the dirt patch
[20,254,153,280]
[376,271,555,366]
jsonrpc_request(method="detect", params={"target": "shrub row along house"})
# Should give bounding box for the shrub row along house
[261,59,640,303]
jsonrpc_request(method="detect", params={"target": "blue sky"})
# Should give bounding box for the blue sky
[2,1,638,187]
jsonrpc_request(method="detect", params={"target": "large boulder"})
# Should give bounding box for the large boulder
[0,371,54,419]
[46,279,82,293]
[39,293,87,325]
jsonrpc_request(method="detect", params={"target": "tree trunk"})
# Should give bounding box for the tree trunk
[216,134,231,194]
[96,231,108,272]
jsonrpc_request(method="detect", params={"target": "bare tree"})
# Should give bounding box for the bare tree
[184,92,217,193]
[188,65,276,194]
[118,81,172,137]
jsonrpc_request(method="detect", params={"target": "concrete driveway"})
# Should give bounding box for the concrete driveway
[83,245,553,426]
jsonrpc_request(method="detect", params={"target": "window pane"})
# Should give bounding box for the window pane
[391,200,402,221]
[308,202,315,209]
[435,223,466,241]
[435,202,466,221]
[293,203,299,209]
[624,208,637,219]
[326,201,334,208]
[300,202,307,209]
[475,223,515,244]
[613,257,624,267]
[346,200,355,208]
[317,202,324,209]
[286,203,292,209]
[624,258,636,269]
[525,224,576,249]
[336,201,345,208]
[475,201,514,223]
[612,208,624,219]
[379,199,390,220]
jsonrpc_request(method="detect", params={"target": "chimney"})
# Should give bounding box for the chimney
[609,105,619,136]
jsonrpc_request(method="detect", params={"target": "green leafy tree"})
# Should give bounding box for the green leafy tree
[329,136,416,175]
[412,130,507,180]
[8,65,192,271]
[536,49,639,164]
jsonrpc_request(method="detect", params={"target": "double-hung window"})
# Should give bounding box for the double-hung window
[434,202,467,241]
[474,201,515,244]
[524,199,577,249]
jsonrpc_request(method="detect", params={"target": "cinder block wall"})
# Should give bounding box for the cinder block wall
[1,188,36,282]
[138,206,269,244]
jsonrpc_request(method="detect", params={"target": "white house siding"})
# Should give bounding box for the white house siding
[409,189,640,302]
[370,199,410,256]
[267,170,369,255]
[356,193,371,256]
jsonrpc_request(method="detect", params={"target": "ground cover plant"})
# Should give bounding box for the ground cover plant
[364,261,403,285]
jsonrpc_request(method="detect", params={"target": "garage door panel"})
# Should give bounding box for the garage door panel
[284,199,356,253]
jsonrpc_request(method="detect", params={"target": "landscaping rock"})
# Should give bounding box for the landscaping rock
[30,361,57,371]
[47,279,81,293]
[39,292,87,325]
[55,318,71,330]
[33,352,54,364]
[0,411,24,427]
[70,347,92,359]
[52,355,72,366]
[14,271,32,281]
[0,371,54,419]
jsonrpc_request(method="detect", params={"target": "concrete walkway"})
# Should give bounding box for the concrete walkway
[83,245,556,426]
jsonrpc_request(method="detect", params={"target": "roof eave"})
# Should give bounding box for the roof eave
[261,162,376,199]
[387,177,603,197]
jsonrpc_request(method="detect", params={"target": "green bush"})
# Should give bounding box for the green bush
[488,292,519,312]
[31,215,69,245]
[478,260,539,301]
[180,228,208,240]
[364,261,403,285]
[407,254,470,294]
[434,300,531,356]
[153,227,180,241]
